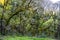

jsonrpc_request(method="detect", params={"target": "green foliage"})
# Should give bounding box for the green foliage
[0,0,59,38]
[41,17,53,29]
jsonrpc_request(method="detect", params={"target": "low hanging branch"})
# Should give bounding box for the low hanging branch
[6,6,24,26]
[6,0,33,26]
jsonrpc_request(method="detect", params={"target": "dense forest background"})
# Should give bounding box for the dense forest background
[0,0,60,39]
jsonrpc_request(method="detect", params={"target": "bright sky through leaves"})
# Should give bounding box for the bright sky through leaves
[50,0,60,3]
[0,0,4,5]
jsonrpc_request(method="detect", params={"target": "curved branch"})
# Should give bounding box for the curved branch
[6,0,33,26]
[6,7,23,26]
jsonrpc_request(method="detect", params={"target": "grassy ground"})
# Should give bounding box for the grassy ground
[0,36,55,40]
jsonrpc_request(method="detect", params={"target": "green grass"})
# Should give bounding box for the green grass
[1,36,55,40]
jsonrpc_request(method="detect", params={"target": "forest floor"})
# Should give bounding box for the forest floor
[0,35,55,40]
